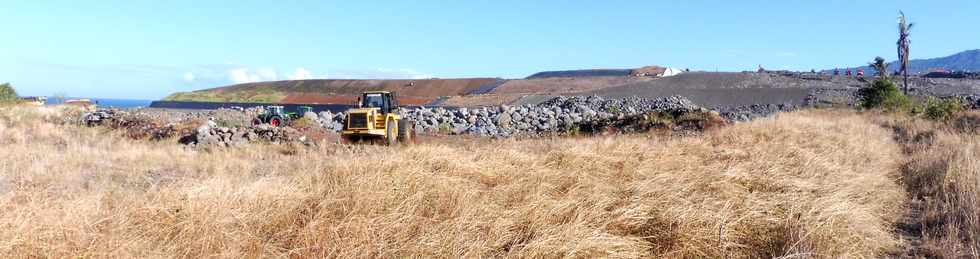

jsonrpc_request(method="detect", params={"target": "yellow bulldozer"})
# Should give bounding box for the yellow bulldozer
[341,91,414,145]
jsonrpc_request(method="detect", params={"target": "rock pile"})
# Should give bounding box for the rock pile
[82,109,117,126]
[964,94,980,109]
[82,109,187,140]
[82,109,312,147]
[400,95,703,137]
[188,121,304,147]
[716,103,798,122]
[312,110,345,132]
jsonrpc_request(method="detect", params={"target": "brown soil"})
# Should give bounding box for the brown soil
[170,72,980,109]
[491,76,645,95]
[203,78,498,98]
[282,94,357,104]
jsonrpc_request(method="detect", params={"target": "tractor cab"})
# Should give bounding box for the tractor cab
[358,91,397,114]
[297,106,313,115]
[252,105,311,127]
[267,106,285,115]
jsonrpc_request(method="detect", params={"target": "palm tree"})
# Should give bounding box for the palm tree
[897,11,913,94]
[869,56,889,79]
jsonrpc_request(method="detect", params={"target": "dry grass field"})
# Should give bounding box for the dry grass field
[0,105,976,258]
[880,111,980,257]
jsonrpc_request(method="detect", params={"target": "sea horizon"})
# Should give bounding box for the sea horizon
[45,97,155,108]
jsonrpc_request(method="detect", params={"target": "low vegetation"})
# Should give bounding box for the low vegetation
[0,83,19,103]
[1,106,911,257]
[880,111,980,257]
[858,76,913,112]
[857,55,979,256]
[164,88,286,103]
[857,61,967,122]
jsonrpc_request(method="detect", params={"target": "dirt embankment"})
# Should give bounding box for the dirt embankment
[454,72,980,109]
[166,72,980,114]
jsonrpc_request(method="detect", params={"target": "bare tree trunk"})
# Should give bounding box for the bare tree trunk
[897,11,913,95]
[904,72,909,94]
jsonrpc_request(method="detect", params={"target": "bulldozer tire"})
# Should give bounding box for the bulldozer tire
[270,116,284,127]
[385,118,397,146]
[398,119,413,144]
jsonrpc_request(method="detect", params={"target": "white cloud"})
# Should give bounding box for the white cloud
[221,66,429,84]
[228,68,280,84]
[286,67,314,80]
[257,68,278,80]
[183,72,195,82]
[229,68,262,84]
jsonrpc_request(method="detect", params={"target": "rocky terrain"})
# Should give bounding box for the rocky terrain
[89,90,980,147]
[400,95,705,137]
[83,95,727,147]
[157,67,980,124]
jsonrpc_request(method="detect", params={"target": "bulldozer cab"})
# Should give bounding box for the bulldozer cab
[360,91,397,114]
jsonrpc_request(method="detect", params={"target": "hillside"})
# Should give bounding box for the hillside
[525,69,633,79]
[164,78,499,105]
[838,49,980,74]
[161,51,980,108]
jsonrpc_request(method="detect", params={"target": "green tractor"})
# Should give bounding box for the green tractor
[252,106,312,127]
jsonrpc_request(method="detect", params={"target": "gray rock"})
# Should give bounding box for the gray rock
[496,113,512,129]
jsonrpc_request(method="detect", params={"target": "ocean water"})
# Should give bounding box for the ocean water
[92,98,153,108]
[46,98,153,109]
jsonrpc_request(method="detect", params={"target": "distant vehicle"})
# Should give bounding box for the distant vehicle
[252,105,311,127]
[20,96,46,106]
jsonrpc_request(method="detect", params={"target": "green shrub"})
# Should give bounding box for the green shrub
[0,83,19,102]
[922,97,964,121]
[438,122,453,134]
[857,79,912,112]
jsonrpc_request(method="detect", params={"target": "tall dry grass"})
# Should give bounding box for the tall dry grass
[885,111,980,257]
[0,106,906,258]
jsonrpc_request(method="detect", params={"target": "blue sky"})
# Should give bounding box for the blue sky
[2,0,978,99]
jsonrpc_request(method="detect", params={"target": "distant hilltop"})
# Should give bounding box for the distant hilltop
[160,50,980,108]
[832,49,980,74]
[525,69,633,79]
[163,78,500,106]
[164,65,685,105]
[525,66,684,79]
